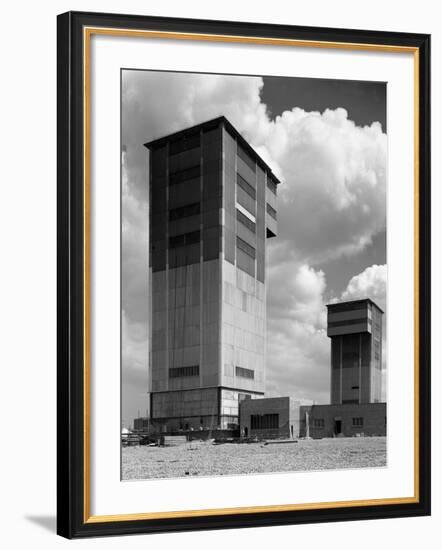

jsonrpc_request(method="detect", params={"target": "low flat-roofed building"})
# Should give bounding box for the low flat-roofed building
[299,402,386,438]
[239,396,299,439]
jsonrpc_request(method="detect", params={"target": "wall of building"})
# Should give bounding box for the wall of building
[370,304,383,402]
[328,300,383,405]
[240,397,297,439]
[299,403,387,438]
[148,118,277,430]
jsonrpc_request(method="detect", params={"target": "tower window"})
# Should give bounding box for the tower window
[169,202,200,221]
[169,365,199,378]
[169,230,200,248]
[237,144,256,173]
[267,178,277,195]
[236,209,256,233]
[237,173,256,199]
[169,165,200,186]
[328,318,369,328]
[250,414,278,430]
[169,132,200,155]
[266,203,277,220]
[236,237,256,259]
[235,366,254,379]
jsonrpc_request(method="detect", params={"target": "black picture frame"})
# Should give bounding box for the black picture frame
[57,10,431,539]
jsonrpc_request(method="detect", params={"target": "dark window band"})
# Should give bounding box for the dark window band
[236,366,254,379]
[267,179,277,195]
[266,203,277,220]
[169,165,200,186]
[237,173,256,200]
[169,230,200,248]
[237,144,256,173]
[169,132,200,156]
[251,413,278,430]
[236,209,256,233]
[328,318,371,328]
[236,236,256,259]
[169,365,199,378]
[169,202,200,221]
[328,301,370,313]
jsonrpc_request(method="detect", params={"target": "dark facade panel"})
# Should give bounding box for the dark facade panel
[169,131,200,156]
[168,179,201,209]
[168,243,200,268]
[203,226,221,261]
[169,165,200,185]
[151,240,166,272]
[169,148,201,173]
[169,216,200,237]
[151,146,167,178]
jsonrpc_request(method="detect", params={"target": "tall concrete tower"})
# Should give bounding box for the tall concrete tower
[144,116,279,431]
[326,299,384,405]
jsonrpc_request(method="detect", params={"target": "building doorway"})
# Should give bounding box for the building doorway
[334,419,342,436]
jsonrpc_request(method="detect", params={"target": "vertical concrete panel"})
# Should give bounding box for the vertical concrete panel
[256,166,266,283]
[222,127,236,264]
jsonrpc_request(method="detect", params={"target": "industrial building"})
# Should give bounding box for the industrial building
[327,299,383,405]
[144,116,280,432]
[298,402,386,438]
[299,298,386,438]
[239,397,299,439]
[237,298,386,440]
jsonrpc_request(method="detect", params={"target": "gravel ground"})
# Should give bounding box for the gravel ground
[122,437,386,480]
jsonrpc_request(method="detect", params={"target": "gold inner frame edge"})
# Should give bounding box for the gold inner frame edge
[82,26,420,524]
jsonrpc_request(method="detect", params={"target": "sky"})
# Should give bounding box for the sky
[121,70,387,427]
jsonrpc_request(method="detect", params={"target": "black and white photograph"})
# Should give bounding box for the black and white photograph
[121,69,388,480]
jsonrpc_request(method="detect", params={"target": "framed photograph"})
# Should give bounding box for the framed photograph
[57,10,431,538]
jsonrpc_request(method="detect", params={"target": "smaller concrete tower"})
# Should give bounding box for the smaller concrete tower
[327,299,383,405]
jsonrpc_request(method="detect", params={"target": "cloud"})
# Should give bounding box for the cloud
[340,263,387,311]
[266,263,329,403]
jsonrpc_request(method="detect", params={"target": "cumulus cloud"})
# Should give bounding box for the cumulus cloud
[340,263,387,311]
[121,70,387,419]
[266,263,329,403]
[269,108,386,264]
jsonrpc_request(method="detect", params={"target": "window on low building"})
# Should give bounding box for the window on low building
[250,414,279,430]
